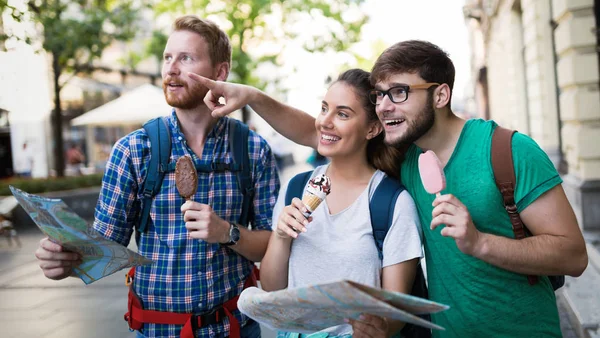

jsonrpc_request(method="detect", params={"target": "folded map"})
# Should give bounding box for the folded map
[10,186,154,284]
[238,280,449,334]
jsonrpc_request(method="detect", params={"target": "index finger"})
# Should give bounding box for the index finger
[291,197,309,214]
[188,72,215,88]
[432,193,461,207]
[181,201,210,213]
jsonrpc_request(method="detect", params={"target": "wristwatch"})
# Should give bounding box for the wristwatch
[223,222,240,246]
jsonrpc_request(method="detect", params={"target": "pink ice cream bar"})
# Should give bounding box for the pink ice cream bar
[418,150,446,196]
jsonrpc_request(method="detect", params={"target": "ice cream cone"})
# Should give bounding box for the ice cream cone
[299,173,331,218]
[302,192,324,213]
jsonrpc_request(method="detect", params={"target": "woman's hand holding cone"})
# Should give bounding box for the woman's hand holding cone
[275,198,313,239]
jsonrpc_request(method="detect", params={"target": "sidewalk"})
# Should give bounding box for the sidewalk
[0,228,133,338]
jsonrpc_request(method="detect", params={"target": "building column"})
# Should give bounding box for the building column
[553,0,600,231]
[486,0,530,133]
[521,0,562,166]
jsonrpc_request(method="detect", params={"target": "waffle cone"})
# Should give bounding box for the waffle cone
[302,193,324,212]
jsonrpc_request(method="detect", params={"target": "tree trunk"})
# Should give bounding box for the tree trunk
[52,51,65,177]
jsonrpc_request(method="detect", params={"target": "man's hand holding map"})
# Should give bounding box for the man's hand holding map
[10,186,153,284]
[238,280,449,333]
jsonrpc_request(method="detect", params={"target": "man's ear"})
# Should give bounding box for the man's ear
[367,121,383,140]
[434,83,451,109]
[215,62,229,81]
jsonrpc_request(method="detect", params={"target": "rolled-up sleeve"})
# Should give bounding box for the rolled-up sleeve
[93,136,140,246]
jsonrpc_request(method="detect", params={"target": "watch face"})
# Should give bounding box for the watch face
[230,224,240,243]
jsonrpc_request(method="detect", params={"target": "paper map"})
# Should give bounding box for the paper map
[238,280,449,334]
[10,186,154,284]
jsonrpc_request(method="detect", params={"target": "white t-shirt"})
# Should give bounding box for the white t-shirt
[272,164,423,336]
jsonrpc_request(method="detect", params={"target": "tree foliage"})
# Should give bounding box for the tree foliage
[0,0,146,176]
[153,0,368,90]
[144,29,168,74]
[151,0,367,122]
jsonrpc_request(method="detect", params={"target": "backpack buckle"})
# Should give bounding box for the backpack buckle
[504,203,518,214]
[142,186,154,198]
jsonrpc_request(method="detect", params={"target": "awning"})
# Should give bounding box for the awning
[71,84,172,126]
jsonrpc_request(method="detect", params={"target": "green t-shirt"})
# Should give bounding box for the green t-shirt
[401,119,563,337]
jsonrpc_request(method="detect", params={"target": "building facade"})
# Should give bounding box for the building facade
[464,1,600,335]
[464,0,600,234]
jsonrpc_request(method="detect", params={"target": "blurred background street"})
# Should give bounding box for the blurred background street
[1,0,600,337]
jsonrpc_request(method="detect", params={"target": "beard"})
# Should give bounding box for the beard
[387,92,435,149]
[163,78,208,110]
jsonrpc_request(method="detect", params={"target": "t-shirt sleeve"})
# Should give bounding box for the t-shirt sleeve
[382,190,424,268]
[511,132,563,212]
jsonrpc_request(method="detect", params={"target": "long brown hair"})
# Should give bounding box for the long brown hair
[334,69,404,179]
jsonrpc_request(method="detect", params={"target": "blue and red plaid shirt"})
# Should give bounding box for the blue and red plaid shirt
[93,110,280,337]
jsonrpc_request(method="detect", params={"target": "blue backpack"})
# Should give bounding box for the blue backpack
[136,116,254,233]
[285,170,431,338]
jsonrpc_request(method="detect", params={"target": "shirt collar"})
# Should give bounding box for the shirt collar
[167,108,228,142]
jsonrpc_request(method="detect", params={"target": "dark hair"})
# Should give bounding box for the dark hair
[371,40,455,105]
[173,15,231,68]
[334,69,402,179]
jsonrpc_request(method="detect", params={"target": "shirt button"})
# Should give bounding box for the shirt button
[178,136,183,141]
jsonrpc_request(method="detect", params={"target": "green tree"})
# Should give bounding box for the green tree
[0,0,146,176]
[154,0,368,122]
[145,29,168,74]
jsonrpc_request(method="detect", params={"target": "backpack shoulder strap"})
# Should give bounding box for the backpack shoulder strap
[138,116,171,234]
[369,175,405,260]
[491,126,522,237]
[285,170,313,206]
[228,118,253,227]
[368,175,432,338]
[491,125,538,285]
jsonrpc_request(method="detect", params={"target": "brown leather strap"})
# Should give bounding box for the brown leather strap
[491,126,538,285]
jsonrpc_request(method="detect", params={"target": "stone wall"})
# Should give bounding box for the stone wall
[553,0,600,230]
[522,0,562,165]
[465,0,600,231]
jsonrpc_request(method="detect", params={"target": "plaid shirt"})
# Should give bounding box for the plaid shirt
[93,110,280,337]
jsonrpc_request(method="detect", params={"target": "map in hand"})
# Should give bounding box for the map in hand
[239,280,449,334]
[10,186,154,284]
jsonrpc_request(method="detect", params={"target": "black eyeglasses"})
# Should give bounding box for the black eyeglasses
[368,83,440,105]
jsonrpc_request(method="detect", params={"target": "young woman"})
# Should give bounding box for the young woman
[257,69,423,338]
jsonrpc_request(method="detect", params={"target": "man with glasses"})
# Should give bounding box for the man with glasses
[189,40,587,338]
